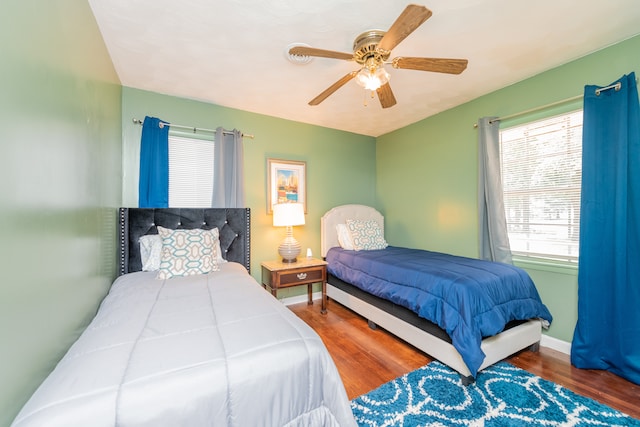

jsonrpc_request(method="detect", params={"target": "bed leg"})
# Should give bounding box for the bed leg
[529,341,540,352]
[367,320,378,330]
[460,374,475,386]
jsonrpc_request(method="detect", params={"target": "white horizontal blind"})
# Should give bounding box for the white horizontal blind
[168,135,214,208]
[500,110,583,262]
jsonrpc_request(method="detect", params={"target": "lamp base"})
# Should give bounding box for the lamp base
[278,233,301,264]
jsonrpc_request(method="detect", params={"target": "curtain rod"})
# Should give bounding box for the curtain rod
[473,80,628,128]
[132,118,254,139]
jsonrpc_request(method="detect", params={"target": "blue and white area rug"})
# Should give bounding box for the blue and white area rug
[351,361,640,426]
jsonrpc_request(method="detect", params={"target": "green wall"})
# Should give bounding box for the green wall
[121,87,377,285]
[0,1,122,425]
[376,34,640,343]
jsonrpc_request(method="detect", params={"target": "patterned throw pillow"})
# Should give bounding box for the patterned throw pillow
[346,219,388,251]
[140,229,226,272]
[157,226,220,279]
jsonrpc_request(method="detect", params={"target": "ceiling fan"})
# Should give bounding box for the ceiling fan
[288,4,468,109]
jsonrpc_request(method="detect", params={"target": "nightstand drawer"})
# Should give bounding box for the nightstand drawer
[279,267,324,286]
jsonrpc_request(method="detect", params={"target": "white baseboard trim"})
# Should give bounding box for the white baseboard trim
[281,292,573,356]
[280,291,323,306]
[541,334,571,355]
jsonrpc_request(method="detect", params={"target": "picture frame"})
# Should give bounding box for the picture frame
[267,158,306,214]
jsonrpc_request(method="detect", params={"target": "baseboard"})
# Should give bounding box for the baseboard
[280,291,323,306]
[541,334,571,355]
[282,292,573,356]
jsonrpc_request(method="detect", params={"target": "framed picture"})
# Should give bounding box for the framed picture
[267,158,306,214]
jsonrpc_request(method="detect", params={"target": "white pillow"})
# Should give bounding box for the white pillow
[336,224,355,250]
[139,234,162,271]
[346,219,388,251]
[139,229,226,272]
[157,226,220,279]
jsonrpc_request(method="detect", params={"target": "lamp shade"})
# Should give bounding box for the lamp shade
[273,203,305,227]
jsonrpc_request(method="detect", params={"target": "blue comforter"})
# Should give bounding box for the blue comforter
[326,246,552,377]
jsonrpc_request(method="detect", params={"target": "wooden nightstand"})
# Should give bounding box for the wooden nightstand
[261,258,328,314]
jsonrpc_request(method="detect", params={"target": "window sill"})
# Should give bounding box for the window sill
[512,257,578,276]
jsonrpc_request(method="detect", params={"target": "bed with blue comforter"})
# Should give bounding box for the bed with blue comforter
[321,204,553,381]
[326,246,552,377]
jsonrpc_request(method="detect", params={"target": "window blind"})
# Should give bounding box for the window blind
[500,110,583,262]
[168,135,214,208]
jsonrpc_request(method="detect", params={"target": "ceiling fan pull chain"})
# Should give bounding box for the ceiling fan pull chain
[363,89,377,107]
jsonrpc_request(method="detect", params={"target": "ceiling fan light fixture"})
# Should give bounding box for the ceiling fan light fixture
[355,64,390,91]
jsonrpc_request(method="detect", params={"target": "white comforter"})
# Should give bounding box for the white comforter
[12,263,356,427]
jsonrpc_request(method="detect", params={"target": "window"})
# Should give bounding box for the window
[168,134,214,207]
[500,110,582,262]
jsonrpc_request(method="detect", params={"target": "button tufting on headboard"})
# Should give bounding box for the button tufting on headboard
[118,208,251,276]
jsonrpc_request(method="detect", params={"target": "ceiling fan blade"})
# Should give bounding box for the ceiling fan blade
[376,82,397,109]
[392,57,468,74]
[377,4,432,52]
[289,46,353,61]
[309,71,358,106]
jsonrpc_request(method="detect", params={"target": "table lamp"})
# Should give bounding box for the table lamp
[273,203,305,263]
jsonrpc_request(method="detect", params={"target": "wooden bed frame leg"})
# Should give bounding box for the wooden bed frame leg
[367,320,378,330]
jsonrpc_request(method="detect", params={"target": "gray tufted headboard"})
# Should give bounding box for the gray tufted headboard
[118,208,251,276]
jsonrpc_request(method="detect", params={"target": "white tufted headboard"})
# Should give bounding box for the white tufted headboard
[320,204,384,257]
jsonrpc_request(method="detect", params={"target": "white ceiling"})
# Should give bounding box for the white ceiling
[88,0,640,137]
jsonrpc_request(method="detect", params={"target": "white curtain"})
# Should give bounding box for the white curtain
[477,117,512,263]
[212,127,245,208]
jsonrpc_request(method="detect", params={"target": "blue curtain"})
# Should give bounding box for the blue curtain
[478,117,513,264]
[212,127,245,208]
[138,116,169,208]
[571,73,640,385]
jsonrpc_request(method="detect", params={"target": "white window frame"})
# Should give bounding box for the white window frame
[499,109,583,263]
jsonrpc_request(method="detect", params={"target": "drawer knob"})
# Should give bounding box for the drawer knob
[297,272,307,280]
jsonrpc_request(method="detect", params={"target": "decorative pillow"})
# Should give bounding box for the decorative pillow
[157,226,220,279]
[336,224,355,250]
[346,219,388,251]
[139,229,226,272]
[139,234,162,271]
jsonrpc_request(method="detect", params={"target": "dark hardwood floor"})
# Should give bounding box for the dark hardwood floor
[289,299,640,420]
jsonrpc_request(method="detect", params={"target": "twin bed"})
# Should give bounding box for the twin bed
[321,204,552,384]
[12,208,356,427]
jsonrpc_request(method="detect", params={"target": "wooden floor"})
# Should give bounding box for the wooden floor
[289,299,640,420]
